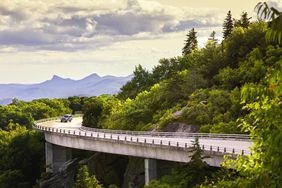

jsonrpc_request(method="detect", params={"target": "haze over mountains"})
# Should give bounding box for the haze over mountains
[0,73,132,105]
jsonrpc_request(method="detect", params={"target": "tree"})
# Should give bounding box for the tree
[118,65,153,99]
[234,11,251,28]
[207,31,218,44]
[223,11,234,39]
[145,137,213,188]
[74,165,103,188]
[182,28,198,55]
[256,2,282,44]
[82,97,103,128]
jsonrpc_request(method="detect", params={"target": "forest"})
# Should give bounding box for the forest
[0,2,281,188]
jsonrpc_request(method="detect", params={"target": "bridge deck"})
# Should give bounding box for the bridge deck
[34,117,253,157]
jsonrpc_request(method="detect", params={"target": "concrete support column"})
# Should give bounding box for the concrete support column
[145,158,157,185]
[45,142,72,173]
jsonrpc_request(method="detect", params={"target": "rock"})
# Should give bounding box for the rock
[162,121,199,133]
[39,159,78,188]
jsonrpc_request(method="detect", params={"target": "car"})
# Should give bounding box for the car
[61,114,73,122]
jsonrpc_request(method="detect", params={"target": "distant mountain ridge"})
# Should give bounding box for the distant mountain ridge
[0,74,132,105]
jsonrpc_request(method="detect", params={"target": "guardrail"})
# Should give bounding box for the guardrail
[81,126,251,140]
[34,116,250,140]
[33,116,252,156]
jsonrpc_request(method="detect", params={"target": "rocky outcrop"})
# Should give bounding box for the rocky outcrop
[162,121,200,133]
[39,159,78,188]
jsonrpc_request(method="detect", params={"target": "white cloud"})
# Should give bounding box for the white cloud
[0,0,247,83]
[0,0,224,52]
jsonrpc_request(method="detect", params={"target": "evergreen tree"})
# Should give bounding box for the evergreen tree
[182,28,198,55]
[222,11,234,39]
[234,11,251,28]
[208,31,218,44]
[73,165,103,188]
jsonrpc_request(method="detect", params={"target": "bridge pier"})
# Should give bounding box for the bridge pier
[45,142,72,173]
[145,158,157,185]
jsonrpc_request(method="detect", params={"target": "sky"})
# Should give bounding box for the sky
[0,0,281,83]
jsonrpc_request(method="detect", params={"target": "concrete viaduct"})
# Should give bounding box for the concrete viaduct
[33,116,253,185]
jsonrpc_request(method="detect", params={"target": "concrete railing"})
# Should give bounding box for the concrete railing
[33,118,251,156]
[80,126,251,140]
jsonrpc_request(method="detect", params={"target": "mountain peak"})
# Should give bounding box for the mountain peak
[82,73,100,80]
[51,75,63,80]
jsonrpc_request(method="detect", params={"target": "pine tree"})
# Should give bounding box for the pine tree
[208,31,218,44]
[234,11,251,28]
[182,28,198,55]
[222,11,234,39]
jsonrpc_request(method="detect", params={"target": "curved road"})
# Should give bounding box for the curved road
[35,117,253,156]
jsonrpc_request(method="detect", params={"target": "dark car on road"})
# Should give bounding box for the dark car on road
[61,114,72,122]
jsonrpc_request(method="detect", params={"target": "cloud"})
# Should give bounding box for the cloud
[268,0,282,10]
[0,0,224,52]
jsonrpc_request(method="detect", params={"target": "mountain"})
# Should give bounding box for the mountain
[0,74,132,105]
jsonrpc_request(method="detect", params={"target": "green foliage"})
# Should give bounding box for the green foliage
[118,65,153,100]
[183,28,198,55]
[256,2,282,44]
[223,11,234,39]
[201,56,282,187]
[224,22,267,68]
[180,88,242,132]
[234,11,251,28]
[0,170,28,188]
[0,125,44,187]
[0,98,71,129]
[82,95,121,129]
[74,165,103,188]
[68,96,84,113]
[145,138,216,188]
